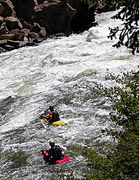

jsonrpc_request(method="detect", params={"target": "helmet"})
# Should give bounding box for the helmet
[49,140,55,146]
[49,106,54,111]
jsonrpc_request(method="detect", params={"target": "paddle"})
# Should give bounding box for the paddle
[39,108,50,119]
[40,111,50,128]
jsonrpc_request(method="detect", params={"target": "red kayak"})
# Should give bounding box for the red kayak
[41,150,71,164]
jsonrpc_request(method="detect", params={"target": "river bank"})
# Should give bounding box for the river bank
[0,0,99,53]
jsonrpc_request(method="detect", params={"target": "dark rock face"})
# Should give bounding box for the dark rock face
[0,0,98,53]
[68,0,98,32]
[1,0,15,17]
[5,16,23,30]
[11,0,35,20]
[33,0,76,36]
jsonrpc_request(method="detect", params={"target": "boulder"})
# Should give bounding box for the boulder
[5,16,23,30]
[31,22,41,33]
[37,0,45,5]
[21,28,30,37]
[26,41,38,46]
[68,0,96,32]
[28,31,39,40]
[0,39,8,46]
[39,27,47,37]
[0,0,98,53]
[9,29,24,41]
[0,22,8,35]
[0,3,4,16]
[0,16,4,25]
[22,21,32,29]
[0,40,16,51]
[3,44,15,50]
[11,0,35,20]
[19,36,29,48]
[34,0,76,35]
[0,33,15,40]
[1,0,15,17]
[0,47,7,53]
[7,39,20,48]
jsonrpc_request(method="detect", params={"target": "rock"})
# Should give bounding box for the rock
[0,22,8,35]
[0,39,8,46]
[34,0,76,35]
[5,16,23,30]
[34,0,38,6]
[0,16,4,25]
[26,41,38,46]
[2,95,17,103]
[23,36,28,43]
[22,21,32,29]
[12,0,35,20]
[3,44,15,50]
[0,47,7,53]
[68,0,96,32]
[34,37,44,43]
[19,37,29,48]
[39,27,47,37]
[23,36,28,42]
[9,29,24,41]
[37,0,45,5]
[21,28,30,36]
[0,0,97,54]
[1,0,15,17]
[0,33,15,40]
[7,39,20,47]
[31,22,41,33]
[29,31,39,41]
[0,3,4,16]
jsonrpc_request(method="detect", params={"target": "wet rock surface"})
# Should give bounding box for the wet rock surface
[0,0,98,53]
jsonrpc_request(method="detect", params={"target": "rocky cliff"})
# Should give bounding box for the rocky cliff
[0,0,98,53]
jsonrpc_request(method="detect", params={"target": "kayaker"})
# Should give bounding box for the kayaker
[42,140,64,162]
[46,106,60,123]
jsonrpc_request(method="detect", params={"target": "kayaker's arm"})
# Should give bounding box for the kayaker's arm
[40,114,50,120]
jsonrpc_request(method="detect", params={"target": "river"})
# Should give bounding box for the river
[0,10,138,180]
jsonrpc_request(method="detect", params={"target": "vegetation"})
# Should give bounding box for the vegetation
[100,71,139,179]
[68,71,139,179]
[81,0,139,54]
[68,1,138,178]
[108,0,139,54]
[81,0,94,4]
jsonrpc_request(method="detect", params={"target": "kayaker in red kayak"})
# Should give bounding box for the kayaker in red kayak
[41,140,64,162]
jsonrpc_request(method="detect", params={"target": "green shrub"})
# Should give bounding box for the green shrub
[69,71,139,179]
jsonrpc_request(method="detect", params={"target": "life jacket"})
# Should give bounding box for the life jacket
[54,145,62,159]
[52,111,60,122]
[50,145,62,160]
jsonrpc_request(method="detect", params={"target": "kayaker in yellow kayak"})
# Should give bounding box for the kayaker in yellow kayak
[44,106,60,123]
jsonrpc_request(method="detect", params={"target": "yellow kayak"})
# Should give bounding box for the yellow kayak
[41,119,67,127]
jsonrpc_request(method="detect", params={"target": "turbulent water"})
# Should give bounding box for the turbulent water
[0,10,138,180]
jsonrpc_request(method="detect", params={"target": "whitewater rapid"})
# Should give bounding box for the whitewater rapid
[0,10,138,180]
